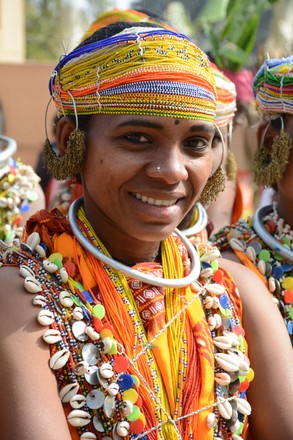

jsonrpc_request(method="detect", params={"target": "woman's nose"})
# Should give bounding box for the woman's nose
[146,148,188,184]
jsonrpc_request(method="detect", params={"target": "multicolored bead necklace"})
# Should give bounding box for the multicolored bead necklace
[1,207,253,439]
[212,202,293,344]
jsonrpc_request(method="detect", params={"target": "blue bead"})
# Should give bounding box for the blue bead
[117,373,134,390]
[201,262,211,269]
[219,294,229,309]
[83,290,95,304]
[287,321,293,335]
[272,266,283,279]
[282,264,293,273]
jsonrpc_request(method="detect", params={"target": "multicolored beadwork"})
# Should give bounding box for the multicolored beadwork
[0,207,253,439]
[211,203,293,345]
[49,28,216,122]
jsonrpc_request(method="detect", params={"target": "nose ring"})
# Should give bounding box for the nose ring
[156,166,161,171]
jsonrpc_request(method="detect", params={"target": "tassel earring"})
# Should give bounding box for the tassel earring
[253,121,292,187]
[199,166,226,205]
[43,129,86,180]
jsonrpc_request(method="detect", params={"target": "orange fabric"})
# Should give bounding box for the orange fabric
[232,177,244,223]
[24,209,246,440]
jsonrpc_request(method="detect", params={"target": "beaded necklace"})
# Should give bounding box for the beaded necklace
[212,203,293,344]
[0,157,40,242]
[1,207,253,439]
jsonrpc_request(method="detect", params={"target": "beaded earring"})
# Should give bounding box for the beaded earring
[225,122,237,181]
[199,124,226,205]
[199,166,226,205]
[253,117,292,187]
[43,129,86,180]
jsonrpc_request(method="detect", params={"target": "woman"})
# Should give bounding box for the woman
[0,134,44,243]
[0,24,292,440]
[212,55,293,345]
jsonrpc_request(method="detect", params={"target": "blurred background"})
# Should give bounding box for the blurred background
[0,0,293,169]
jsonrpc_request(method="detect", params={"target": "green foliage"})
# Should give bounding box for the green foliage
[194,0,279,71]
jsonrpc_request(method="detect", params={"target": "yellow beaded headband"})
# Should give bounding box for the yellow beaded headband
[49,27,217,122]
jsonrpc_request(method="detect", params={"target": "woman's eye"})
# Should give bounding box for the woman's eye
[184,138,209,151]
[124,133,149,143]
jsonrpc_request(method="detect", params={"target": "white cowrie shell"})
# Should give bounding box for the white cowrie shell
[206,283,225,296]
[223,330,239,347]
[37,309,54,325]
[268,276,276,293]
[80,433,97,440]
[59,382,79,403]
[205,296,213,309]
[74,360,90,376]
[59,267,69,284]
[70,394,87,409]
[115,421,130,437]
[238,360,250,376]
[200,267,214,278]
[214,353,240,372]
[217,396,233,420]
[207,412,216,429]
[24,276,42,293]
[208,316,216,331]
[191,280,202,292]
[33,295,47,307]
[67,410,91,427]
[213,336,233,350]
[43,259,59,273]
[99,362,114,379]
[35,244,46,258]
[101,337,113,354]
[85,326,100,341]
[59,290,74,307]
[214,313,222,328]
[236,397,252,415]
[246,245,256,262]
[106,382,120,396]
[72,307,83,320]
[27,231,40,250]
[230,419,241,433]
[214,372,231,386]
[257,259,266,275]
[43,328,62,344]
[232,435,243,440]
[229,238,245,252]
[212,297,220,309]
[200,248,220,261]
[19,265,35,278]
[120,400,133,416]
[49,348,70,370]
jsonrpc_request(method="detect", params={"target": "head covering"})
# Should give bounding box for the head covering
[212,63,236,127]
[224,68,254,104]
[82,8,175,41]
[253,55,293,115]
[49,26,216,122]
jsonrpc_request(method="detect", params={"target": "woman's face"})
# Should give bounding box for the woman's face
[79,114,215,246]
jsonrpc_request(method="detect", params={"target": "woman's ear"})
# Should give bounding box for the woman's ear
[55,116,76,157]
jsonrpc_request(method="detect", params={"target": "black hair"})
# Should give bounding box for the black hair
[77,21,161,50]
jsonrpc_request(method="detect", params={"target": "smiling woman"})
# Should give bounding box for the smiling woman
[0,20,293,440]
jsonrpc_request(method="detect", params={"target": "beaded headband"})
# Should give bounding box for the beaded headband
[49,27,216,122]
[253,55,293,115]
[212,64,236,127]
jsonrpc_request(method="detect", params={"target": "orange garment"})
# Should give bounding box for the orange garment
[22,209,248,439]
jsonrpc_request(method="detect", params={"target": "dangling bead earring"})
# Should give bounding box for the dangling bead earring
[199,125,226,205]
[253,115,292,186]
[43,129,86,180]
[225,122,237,181]
[42,92,86,180]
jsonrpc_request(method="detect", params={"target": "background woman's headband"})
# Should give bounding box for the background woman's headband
[49,27,216,122]
[253,55,293,115]
[212,64,236,127]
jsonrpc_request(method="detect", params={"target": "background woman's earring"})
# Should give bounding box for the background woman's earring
[253,129,292,186]
[199,166,226,205]
[226,150,237,181]
[43,129,86,180]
